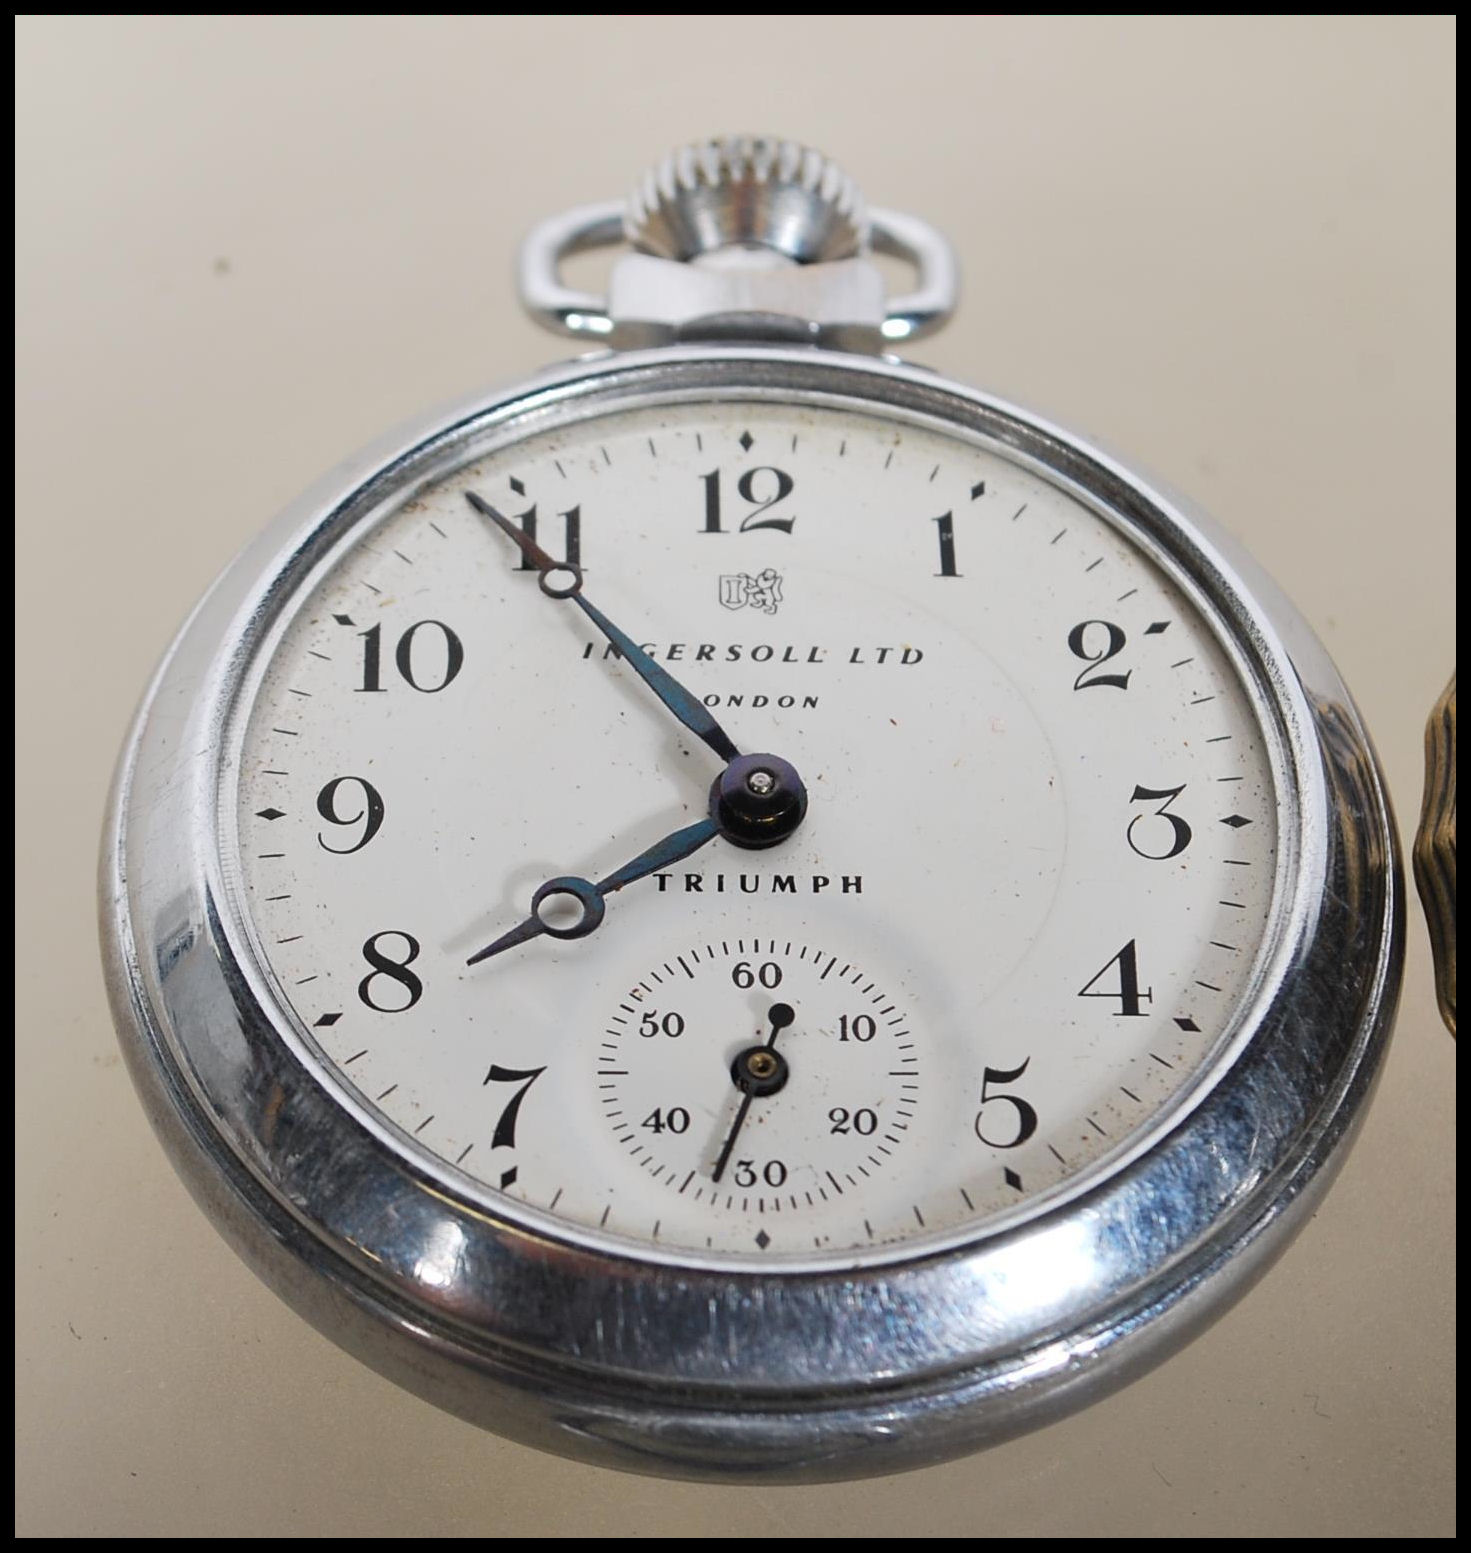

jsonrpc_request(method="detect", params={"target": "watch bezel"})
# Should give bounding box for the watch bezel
[101,346,1402,1479]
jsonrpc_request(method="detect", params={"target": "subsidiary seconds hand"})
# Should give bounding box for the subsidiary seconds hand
[712,1003,796,1185]
[466,490,740,762]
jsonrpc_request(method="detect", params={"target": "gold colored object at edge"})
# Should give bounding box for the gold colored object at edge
[1413,675,1456,1035]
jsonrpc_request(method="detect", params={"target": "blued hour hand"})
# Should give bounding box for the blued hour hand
[466,490,741,763]
[465,818,719,965]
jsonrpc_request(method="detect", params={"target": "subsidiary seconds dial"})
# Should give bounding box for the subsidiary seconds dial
[600,940,921,1250]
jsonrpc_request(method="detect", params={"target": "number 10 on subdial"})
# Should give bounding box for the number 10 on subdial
[597,942,923,1218]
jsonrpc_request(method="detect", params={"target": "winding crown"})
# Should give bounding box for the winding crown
[625,135,869,265]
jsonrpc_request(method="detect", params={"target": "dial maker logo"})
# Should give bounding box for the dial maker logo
[718,568,784,615]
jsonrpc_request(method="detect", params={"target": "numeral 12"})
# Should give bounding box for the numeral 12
[700,467,796,533]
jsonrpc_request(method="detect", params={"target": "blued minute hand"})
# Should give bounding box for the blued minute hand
[465,817,719,966]
[466,490,740,763]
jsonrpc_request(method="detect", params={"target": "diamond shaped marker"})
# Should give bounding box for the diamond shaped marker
[1221,814,1252,828]
[255,807,285,821]
[1144,620,1170,634]
[1174,1016,1200,1032]
[509,475,525,496]
[970,480,986,500]
[754,1229,771,1249]
[1003,1167,1022,1192]
[500,1167,518,1190]
[314,1013,342,1028]
[738,430,754,452]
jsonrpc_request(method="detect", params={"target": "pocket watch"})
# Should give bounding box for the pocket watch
[101,136,1403,1481]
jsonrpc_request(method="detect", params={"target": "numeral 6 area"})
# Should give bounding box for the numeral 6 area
[316,776,384,854]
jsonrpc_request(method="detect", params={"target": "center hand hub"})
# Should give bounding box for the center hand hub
[711,754,808,850]
[731,1042,791,1098]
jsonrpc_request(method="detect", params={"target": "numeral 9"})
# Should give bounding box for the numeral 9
[316,776,385,854]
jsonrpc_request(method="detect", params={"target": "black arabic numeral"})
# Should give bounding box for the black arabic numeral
[638,1010,685,1038]
[700,470,722,534]
[512,503,581,569]
[357,622,464,693]
[974,1059,1038,1148]
[1068,620,1132,691]
[316,776,385,854]
[1078,939,1153,1017]
[932,511,961,577]
[358,931,423,1012]
[737,468,796,532]
[1126,783,1193,860]
[483,1064,547,1150]
[828,1107,878,1135]
[395,620,463,692]
[732,961,782,990]
[640,1107,691,1135]
[700,467,796,534]
[733,1159,788,1188]
[837,1014,876,1043]
[357,622,385,692]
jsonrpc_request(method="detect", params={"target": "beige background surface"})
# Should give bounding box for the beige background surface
[15,15,1455,1538]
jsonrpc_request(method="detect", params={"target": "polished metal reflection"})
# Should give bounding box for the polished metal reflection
[519,201,957,349]
[100,348,1401,1481]
[625,135,870,264]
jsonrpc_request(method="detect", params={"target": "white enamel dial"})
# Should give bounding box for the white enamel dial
[230,394,1278,1264]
